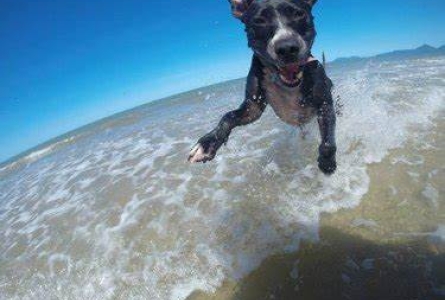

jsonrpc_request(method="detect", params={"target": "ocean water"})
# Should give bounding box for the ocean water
[1,57,445,299]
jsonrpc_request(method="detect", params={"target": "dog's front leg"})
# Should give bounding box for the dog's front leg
[307,61,337,174]
[188,111,237,164]
[317,101,337,174]
[188,97,266,163]
[188,57,266,163]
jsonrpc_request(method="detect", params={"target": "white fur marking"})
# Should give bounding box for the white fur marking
[188,144,210,163]
[267,18,294,59]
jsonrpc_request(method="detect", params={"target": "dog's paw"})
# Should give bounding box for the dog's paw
[188,143,216,163]
[317,155,337,175]
[188,133,224,163]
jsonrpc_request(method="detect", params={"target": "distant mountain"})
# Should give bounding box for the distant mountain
[330,44,445,66]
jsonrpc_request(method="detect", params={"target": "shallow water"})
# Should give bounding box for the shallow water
[0,57,444,299]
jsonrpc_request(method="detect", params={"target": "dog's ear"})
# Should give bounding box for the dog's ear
[229,0,254,19]
[301,0,317,8]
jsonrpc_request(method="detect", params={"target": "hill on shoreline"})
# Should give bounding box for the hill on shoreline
[330,44,445,66]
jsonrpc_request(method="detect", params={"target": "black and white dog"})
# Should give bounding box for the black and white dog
[188,0,337,174]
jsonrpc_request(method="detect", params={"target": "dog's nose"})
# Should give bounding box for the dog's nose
[275,40,300,60]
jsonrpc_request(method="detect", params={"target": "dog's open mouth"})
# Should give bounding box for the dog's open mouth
[278,64,301,87]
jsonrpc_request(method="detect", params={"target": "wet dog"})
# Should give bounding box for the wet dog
[188,0,337,174]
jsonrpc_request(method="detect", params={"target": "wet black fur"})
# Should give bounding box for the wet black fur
[191,0,337,174]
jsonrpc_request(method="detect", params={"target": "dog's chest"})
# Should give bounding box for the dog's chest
[263,68,315,126]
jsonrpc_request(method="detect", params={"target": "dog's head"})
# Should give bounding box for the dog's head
[229,0,317,86]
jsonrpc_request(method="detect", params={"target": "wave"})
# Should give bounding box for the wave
[0,57,444,299]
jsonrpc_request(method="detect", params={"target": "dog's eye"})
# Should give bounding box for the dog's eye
[253,17,267,25]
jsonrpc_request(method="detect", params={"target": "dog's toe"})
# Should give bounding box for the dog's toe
[188,144,210,163]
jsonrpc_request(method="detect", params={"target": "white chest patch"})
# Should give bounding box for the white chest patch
[263,68,316,126]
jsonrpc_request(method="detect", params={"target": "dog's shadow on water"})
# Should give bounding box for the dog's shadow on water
[231,227,445,300]
[188,224,445,300]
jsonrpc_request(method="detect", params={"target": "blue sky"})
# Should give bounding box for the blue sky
[1,0,445,163]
